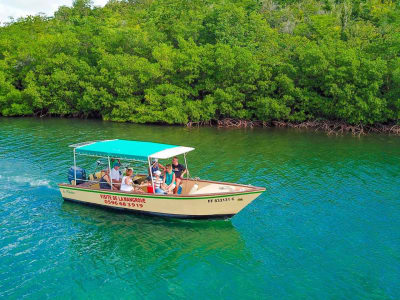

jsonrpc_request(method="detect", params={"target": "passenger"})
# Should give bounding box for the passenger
[163,164,176,194]
[111,158,121,166]
[148,158,165,178]
[121,168,134,192]
[99,169,116,190]
[110,162,122,189]
[153,170,165,194]
[171,157,186,193]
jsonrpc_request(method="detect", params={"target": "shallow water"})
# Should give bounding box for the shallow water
[1,117,399,299]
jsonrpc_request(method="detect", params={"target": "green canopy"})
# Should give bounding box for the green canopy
[72,139,194,161]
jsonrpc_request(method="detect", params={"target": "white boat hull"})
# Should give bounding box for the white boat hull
[59,183,265,219]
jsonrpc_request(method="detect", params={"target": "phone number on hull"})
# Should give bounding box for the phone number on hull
[100,194,146,208]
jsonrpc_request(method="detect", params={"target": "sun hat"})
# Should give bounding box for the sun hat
[154,170,161,176]
[113,162,121,167]
[152,158,158,163]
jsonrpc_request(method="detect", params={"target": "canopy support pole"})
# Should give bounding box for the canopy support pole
[184,153,189,179]
[108,156,112,190]
[73,148,77,185]
[148,157,155,193]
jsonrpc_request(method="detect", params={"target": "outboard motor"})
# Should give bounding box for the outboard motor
[68,166,86,185]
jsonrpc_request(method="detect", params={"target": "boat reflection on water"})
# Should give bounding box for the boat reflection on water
[60,201,250,294]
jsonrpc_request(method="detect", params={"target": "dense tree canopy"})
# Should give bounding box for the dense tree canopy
[0,0,399,125]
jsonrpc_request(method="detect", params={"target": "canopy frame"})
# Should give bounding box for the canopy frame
[70,139,194,193]
[70,139,194,162]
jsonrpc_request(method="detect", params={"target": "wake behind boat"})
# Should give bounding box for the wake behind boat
[58,139,265,219]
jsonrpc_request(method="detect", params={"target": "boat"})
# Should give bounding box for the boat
[58,139,265,219]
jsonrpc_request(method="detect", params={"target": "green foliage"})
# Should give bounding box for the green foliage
[0,0,399,125]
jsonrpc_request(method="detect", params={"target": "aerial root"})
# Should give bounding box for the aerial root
[186,120,212,127]
[186,119,400,135]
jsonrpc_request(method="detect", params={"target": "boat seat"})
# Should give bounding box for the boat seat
[190,184,237,195]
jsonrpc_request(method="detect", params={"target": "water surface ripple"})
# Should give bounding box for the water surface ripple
[0,118,399,299]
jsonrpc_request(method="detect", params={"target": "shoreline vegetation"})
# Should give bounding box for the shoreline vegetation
[1,0,400,135]
[192,118,400,135]
[3,115,400,136]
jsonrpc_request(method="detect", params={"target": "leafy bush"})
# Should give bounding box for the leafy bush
[0,0,399,125]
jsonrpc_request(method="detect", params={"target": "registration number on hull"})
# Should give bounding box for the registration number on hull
[208,197,235,203]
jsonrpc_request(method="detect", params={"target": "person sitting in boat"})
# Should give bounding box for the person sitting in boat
[110,162,122,189]
[171,157,186,193]
[153,170,165,194]
[148,158,165,179]
[99,169,116,190]
[111,158,121,166]
[162,164,176,194]
[121,168,134,192]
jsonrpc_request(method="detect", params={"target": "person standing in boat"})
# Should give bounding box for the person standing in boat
[121,168,134,192]
[171,157,186,193]
[163,164,176,194]
[110,162,122,189]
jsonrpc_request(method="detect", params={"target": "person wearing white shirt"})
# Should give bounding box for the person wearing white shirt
[121,168,134,192]
[110,162,122,189]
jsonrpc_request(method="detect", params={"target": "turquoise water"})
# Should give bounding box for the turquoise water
[1,117,400,299]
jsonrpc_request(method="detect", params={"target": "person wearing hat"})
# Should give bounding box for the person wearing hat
[111,158,121,165]
[110,162,122,189]
[148,158,165,178]
[152,170,165,194]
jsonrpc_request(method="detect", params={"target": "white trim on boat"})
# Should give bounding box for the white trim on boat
[150,146,195,159]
